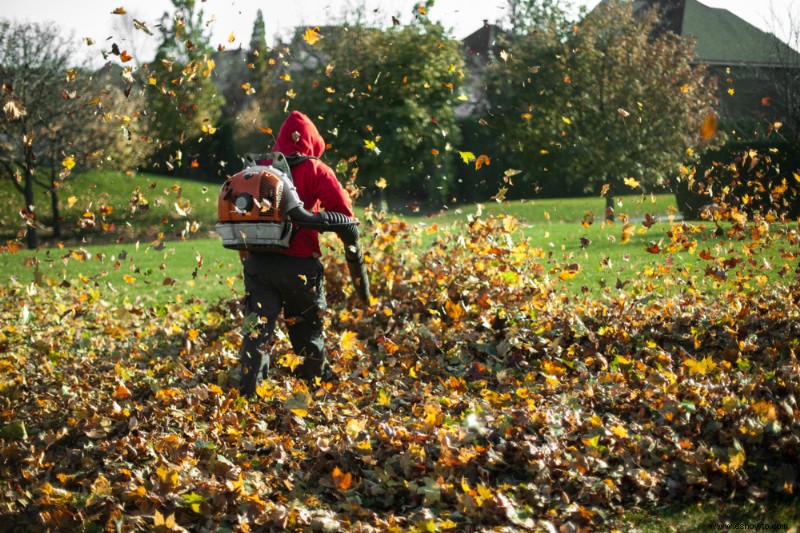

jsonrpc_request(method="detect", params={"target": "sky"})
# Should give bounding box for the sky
[4,0,799,67]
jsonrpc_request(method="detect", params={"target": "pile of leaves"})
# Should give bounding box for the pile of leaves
[1,209,799,531]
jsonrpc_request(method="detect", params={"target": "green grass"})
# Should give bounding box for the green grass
[621,496,800,532]
[0,170,794,306]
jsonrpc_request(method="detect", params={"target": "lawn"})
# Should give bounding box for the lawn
[2,169,788,306]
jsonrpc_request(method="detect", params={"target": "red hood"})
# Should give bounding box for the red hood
[272,111,325,158]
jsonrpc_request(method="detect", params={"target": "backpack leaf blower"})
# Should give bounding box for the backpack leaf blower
[216,152,370,302]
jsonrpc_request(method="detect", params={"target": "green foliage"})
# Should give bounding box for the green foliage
[285,17,465,204]
[486,0,718,201]
[144,0,226,177]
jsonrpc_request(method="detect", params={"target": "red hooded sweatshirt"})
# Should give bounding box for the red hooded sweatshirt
[270,111,353,258]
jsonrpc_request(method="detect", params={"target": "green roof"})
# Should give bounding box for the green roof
[681,0,799,65]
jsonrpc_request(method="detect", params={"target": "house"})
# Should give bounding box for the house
[461,1,800,136]
[623,0,800,136]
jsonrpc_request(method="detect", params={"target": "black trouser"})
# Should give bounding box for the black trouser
[239,253,327,396]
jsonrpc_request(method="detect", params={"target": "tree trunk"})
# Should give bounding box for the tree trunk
[605,192,615,223]
[23,166,38,249]
[50,183,62,239]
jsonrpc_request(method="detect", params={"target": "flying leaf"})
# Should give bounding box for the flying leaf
[375,177,387,189]
[228,31,236,43]
[303,27,321,45]
[132,19,153,35]
[621,224,635,244]
[623,177,640,189]
[364,139,379,154]
[700,112,717,140]
[475,154,491,170]
[62,156,76,170]
[459,151,476,164]
[492,186,508,203]
[112,7,126,15]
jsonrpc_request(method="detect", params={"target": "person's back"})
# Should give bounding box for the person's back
[238,111,354,394]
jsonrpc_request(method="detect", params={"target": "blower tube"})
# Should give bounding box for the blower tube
[276,169,370,302]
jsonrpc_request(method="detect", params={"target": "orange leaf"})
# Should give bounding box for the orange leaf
[113,382,133,399]
[332,467,353,490]
[700,113,717,140]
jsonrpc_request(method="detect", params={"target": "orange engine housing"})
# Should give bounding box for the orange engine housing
[217,168,285,223]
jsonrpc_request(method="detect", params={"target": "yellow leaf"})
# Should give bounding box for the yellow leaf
[728,449,745,470]
[303,27,321,45]
[558,263,581,280]
[610,425,628,439]
[123,274,136,284]
[341,330,359,352]
[378,389,392,406]
[684,356,717,376]
[459,151,476,164]
[562,116,572,125]
[228,31,236,43]
[112,7,126,15]
[623,177,640,188]
[375,177,387,189]
[62,156,76,170]
[417,6,427,15]
[157,465,178,489]
[445,300,465,321]
[279,353,303,372]
[582,435,600,448]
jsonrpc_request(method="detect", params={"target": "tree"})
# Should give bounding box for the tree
[486,0,718,216]
[145,0,225,176]
[285,11,465,206]
[0,20,89,247]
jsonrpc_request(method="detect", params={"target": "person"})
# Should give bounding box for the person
[238,111,354,396]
